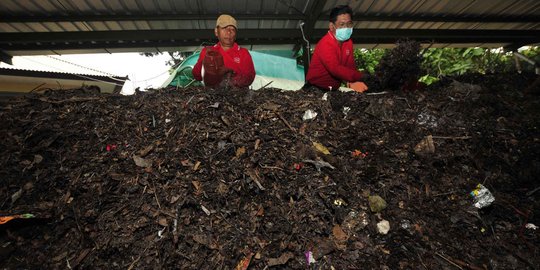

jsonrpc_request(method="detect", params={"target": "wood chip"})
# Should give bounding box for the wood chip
[267,252,294,267]
[138,144,154,157]
[158,218,168,226]
[193,161,201,171]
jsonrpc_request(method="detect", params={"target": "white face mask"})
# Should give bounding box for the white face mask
[335,27,353,41]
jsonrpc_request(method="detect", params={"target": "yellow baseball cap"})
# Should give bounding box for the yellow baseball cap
[216,14,237,28]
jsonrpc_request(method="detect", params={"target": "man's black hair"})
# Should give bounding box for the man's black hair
[329,5,353,23]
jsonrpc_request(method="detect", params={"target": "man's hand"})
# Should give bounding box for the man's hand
[203,48,226,87]
[203,48,224,75]
[219,67,235,88]
[218,66,234,76]
[347,81,368,93]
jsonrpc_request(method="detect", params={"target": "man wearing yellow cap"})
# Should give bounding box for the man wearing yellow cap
[192,14,255,88]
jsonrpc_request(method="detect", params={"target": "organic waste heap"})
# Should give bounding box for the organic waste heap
[364,39,423,91]
[0,73,539,269]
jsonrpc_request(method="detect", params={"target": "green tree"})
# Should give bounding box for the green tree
[140,51,194,73]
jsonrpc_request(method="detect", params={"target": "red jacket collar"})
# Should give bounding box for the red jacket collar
[214,42,239,51]
[328,30,337,41]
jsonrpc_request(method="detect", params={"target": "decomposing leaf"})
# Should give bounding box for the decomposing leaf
[33,154,43,164]
[170,195,180,204]
[414,135,435,155]
[312,238,335,259]
[180,159,193,167]
[192,180,202,195]
[193,161,201,171]
[267,252,294,267]
[11,188,23,204]
[312,142,331,155]
[133,155,152,168]
[235,253,253,270]
[261,102,281,111]
[193,234,209,246]
[256,205,264,216]
[158,218,168,226]
[217,182,229,195]
[332,224,348,250]
[221,115,231,126]
[235,146,246,158]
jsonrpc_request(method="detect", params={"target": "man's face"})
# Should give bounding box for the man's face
[330,13,353,34]
[215,26,237,48]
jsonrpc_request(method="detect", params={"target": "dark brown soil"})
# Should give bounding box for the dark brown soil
[1,73,539,269]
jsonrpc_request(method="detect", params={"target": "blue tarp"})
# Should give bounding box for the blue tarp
[162,50,305,88]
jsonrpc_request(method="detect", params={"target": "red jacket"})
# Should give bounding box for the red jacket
[192,43,255,88]
[306,31,363,90]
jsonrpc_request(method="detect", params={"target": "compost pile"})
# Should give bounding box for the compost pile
[371,39,423,91]
[1,73,539,269]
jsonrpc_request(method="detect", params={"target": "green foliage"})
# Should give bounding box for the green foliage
[353,46,540,86]
[419,74,438,85]
[518,46,540,73]
[420,48,514,79]
[354,48,386,73]
[520,46,540,60]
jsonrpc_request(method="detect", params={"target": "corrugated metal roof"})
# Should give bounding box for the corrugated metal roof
[0,0,539,56]
[0,66,126,81]
[0,55,121,77]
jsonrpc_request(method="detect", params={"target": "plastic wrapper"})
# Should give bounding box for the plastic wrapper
[302,109,317,121]
[470,184,495,208]
[0,213,35,225]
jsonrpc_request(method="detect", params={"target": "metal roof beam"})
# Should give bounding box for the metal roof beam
[1,13,539,24]
[1,40,301,51]
[0,30,214,43]
[0,14,305,23]
[2,29,538,44]
[0,39,526,52]
[348,29,540,43]
[2,29,539,51]
[504,43,527,52]
[352,14,540,23]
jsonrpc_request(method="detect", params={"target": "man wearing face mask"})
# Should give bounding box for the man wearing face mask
[192,14,255,88]
[304,5,368,92]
